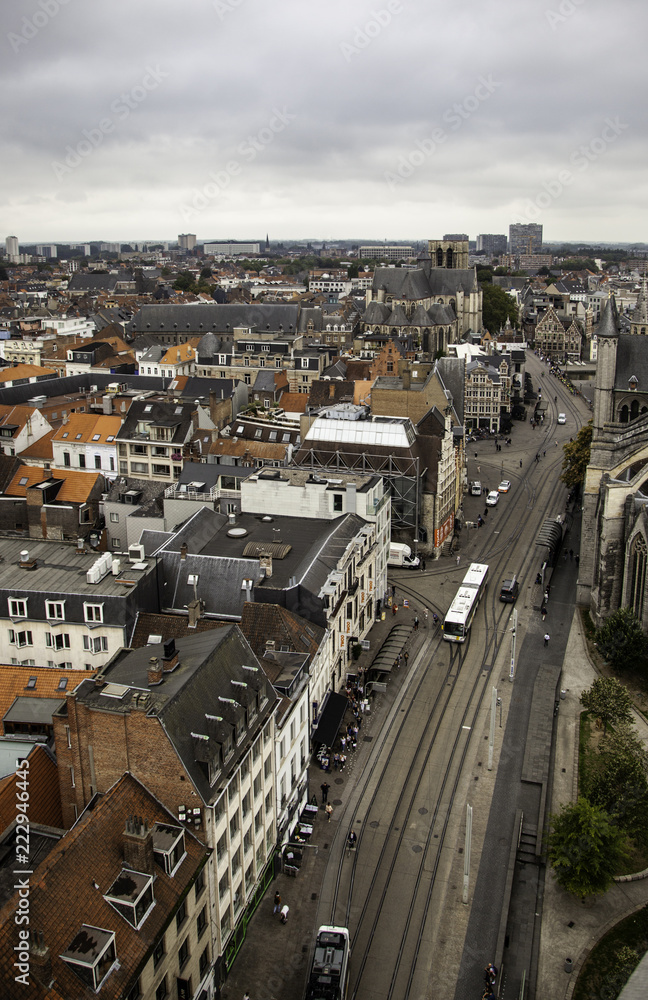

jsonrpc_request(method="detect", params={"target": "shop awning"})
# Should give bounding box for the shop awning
[312,691,348,747]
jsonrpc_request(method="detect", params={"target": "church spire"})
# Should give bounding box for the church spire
[631,273,648,332]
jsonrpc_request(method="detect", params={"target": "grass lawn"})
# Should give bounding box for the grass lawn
[573,905,648,1000]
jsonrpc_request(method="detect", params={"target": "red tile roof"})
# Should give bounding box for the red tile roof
[0,744,63,835]
[0,773,209,1000]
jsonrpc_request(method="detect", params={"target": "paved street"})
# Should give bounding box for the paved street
[222,357,633,1000]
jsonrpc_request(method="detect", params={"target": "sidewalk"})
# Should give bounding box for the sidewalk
[537,609,648,1000]
[220,602,428,1000]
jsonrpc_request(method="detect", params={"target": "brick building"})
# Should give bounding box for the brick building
[53,627,278,986]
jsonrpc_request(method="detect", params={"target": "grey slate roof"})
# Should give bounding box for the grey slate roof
[68,273,117,294]
[127,303,302,337]
[74,626,277,805]
[595,296,620,339]
[371,265,477,302]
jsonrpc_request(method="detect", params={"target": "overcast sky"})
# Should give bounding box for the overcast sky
[2,0,646,244]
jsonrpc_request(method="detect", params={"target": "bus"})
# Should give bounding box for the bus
[442,563,489,642]
[304,925,351,1000]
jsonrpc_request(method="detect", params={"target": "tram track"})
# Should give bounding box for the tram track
[320,360,585,999]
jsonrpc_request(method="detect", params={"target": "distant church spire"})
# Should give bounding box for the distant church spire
[631,273,648,332]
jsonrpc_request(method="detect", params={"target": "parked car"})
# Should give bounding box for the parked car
[498,480,511,493]
[471,481,482,496]
[557,413,566,424]
[486,491,499,506]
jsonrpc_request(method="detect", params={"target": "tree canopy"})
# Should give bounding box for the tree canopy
[480,282,518,333]
[584,726,648,843]
[594,607,648,671]
[548,797,627,898]
[580,675,634,734]
[560,420,592,489]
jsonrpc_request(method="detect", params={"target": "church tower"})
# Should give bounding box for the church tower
[593,295,620,432]
[630,274,648,335]
[427,239,469,269]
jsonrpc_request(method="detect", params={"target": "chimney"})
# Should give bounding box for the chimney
[19,550,37,570]
[148,657,163,686]
[162,638,179,672]
[329,383,335,399]
[402,368,411,389]
[188,598,202,628]
[123,815,155,874]
[180,542,188,560]
[29,931,52,989]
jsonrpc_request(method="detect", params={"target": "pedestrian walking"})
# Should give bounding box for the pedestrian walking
[320,782,330,804]
[519,459,522,467]
[280,904,289,923]
[555,440,558,447]
[325,803,333,822]
[404,650,409,665]
[544,590,549,603]
[575,553,580,566]
[543,450,546,457]
[422,558,426,571]
[392,603,397,616]
[544,633,550,647]
[341,735,346,751]
[339,753,346,769]
[273,891,281,914]
[541,604,547,620]
[413,616,419,631]
[456,554,461,566]
[243,992,251,1000]
[391,584,396,598]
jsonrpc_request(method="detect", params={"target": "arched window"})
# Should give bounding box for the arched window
[446,248,453,268]
[620,405,629,422]
[436,248,444,267]
[631,399,639,420]
[629,535,647,621]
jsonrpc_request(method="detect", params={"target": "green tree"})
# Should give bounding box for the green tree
[585,726,648,843]
[200,266,212,280]
[347,263,359,279]
[560,420,592,489]
[580,676,634,735]
[476,267,493,283]
[480,282,518,332]
[173,272,197,293]
[548,798,627,898]
[594,607,648,671]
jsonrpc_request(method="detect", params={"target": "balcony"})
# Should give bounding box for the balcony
[164,483,242,503]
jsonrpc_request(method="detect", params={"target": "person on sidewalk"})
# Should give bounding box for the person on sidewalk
[320,782,330,804]
[325,803,333,821]
[541,604,548,621]
[243,992,251,1000]
[544,633,550,646]
[280,904,289,923]
[273,891,281,914]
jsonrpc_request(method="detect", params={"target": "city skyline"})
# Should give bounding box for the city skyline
[2,0,647,243]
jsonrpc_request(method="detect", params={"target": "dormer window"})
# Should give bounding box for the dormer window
[61,925,117,990]
[629,376,639,391]
[104,869,155,929]
[152,823,186,876]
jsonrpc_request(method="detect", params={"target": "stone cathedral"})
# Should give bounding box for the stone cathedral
[578,279,648,628]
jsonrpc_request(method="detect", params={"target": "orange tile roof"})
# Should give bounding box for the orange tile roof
[52,413,122,444]
[17,428,55,460]
[0,744,63,834]
[0,364,57,382]
[5,466,102,503]
[278,391,308,413]
[159,342,196,366]
[0,664,95,722]
[0,404,45,434]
